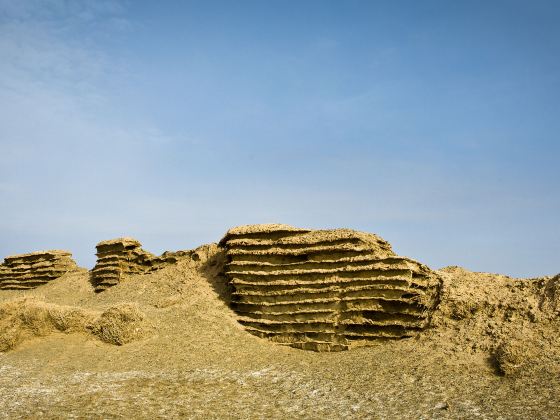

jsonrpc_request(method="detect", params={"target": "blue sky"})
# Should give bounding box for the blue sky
[0,0,558,277]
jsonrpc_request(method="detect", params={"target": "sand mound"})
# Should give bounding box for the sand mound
[89,303,150,345]
[0,297,151,351]
[425,266,560,376]
[493,335,532,376]
[220,224,441,351]
[0,298,94,351]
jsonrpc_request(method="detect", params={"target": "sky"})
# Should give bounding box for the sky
[0,0,559,277]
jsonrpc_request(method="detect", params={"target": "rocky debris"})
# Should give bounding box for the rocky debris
[220,224,442,351]
[0,250,78,290]
[90,238,190,293]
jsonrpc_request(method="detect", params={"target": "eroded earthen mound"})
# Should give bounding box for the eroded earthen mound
[428,267,560,376]
[90,237,189,292]
[220,224,442,351]
[0,250,78,290]
[0,297,150,351]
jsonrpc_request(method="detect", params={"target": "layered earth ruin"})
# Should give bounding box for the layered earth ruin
[90,237,188,292]
[0,250,78,290]
[219,224,442,351]
[0,225,445,351]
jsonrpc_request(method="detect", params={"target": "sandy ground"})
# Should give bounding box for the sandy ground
[0,245,559,419]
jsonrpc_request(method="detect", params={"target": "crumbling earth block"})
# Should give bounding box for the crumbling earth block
[0,250,78,290]
[220,224,441,351]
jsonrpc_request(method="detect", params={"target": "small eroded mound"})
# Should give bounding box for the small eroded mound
[88,303,150,345]
[427,267,560,376]
[0,297,150,351]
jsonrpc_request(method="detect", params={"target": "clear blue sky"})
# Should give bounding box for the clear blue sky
[1,0,558,277]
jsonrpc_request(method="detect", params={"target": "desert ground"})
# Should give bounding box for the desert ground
[1,235,559,419]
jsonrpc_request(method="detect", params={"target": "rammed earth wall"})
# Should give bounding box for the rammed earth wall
[220,224,441,351]
[0,250,78,290]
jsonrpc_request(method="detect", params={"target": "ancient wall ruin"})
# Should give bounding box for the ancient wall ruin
[0,250,78,290]
[90,237,187,292]
[220,224,441,351]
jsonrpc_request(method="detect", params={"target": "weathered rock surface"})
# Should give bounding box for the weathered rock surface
[0,250,78,290]
[219,224,442,351]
